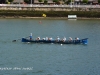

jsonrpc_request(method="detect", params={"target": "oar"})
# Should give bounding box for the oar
[12,39,21,42]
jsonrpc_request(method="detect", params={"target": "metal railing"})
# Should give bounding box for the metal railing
[0,4,100,8]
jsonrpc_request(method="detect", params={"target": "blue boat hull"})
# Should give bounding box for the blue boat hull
[22,38,88,45]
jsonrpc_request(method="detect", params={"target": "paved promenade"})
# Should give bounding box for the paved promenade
[0,4,100,11]
[0,4,100,8]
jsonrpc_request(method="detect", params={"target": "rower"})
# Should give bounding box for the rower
[50,37,53,40]
[77,37,79,40]
[48,37,52,41]
[37,37,40,40]
[69,37,73,41]
[46,37,48,40]
[42,38,45,40]
[30,33,32,40]
[57,36,60,41]
[75,37,79,40]
[63,37,66,42]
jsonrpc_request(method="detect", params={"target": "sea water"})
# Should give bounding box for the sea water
[0,18,100,75]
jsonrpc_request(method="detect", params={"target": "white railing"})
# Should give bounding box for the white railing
[0,4,100,8]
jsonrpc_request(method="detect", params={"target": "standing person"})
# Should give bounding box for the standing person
[30,33,32,40]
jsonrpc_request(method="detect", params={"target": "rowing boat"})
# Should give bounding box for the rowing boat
[21,38,88,45]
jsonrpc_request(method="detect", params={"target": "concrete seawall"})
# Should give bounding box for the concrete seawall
[0,4,100,18]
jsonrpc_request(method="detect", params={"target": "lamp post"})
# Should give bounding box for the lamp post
[19,0,20,5]
[71,0,72,8]
[19,0,21,10]
[31,0,32,4]
[31,0,32,7]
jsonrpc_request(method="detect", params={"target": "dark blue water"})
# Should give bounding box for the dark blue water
[0,19,100,75]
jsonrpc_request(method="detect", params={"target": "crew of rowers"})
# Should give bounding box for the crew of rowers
[29,33,79,41]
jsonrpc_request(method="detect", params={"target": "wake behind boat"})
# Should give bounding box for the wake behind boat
[21,33,88,45]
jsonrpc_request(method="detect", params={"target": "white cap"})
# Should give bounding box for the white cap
[30,33,32,36]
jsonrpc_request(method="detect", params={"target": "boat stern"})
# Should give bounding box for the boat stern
[22,38,29,42]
